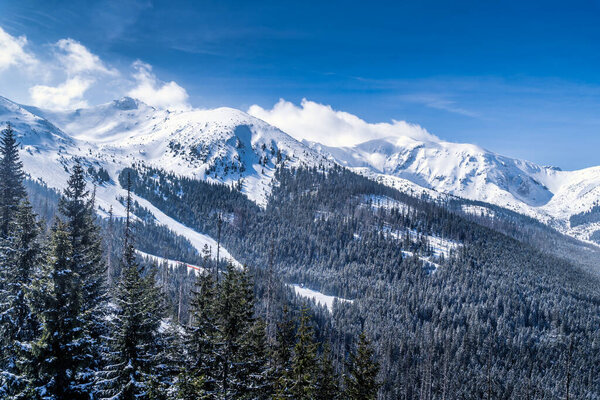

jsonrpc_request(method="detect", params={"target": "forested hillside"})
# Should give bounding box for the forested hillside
[122,163,600,399]
[1,120,600,399]
[0,124,378,399]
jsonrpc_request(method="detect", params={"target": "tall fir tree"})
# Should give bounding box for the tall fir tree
[214,264,268,399]
[315,343,339,400]
[0,122,39,399]
[29,222,89,399]
[288,308,318,400]
[0,123,26,237]
[241,318,271,399]
[185,270,218,395]
[343,332,380,400]
[272,306,296,399]
[59,162,108,378]
[0,200,43,398]
[98,174,163,400]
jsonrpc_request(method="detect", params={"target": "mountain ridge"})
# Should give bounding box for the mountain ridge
[2,94,600,244]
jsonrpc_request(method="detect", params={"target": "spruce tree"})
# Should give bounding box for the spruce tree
[0,200,42,398]
[214,264,265,398]
[241,318,271,398]
[315,343,339,400]
[186,270,218,394]
[148,320,187,400]
[98,176,163,400]
[29,222,89,400]
[272,307,296,399]
[0,123,26,237]
[288,307,318,399]
[0,122,38,398]
[344,332,380,400]
[59,162,108,376]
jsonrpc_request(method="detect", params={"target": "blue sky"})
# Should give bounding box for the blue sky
[1,0,600,169]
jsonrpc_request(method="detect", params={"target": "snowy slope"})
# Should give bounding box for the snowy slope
[1,95,336,264]
[1,96,247,264]
[34,98,330,205]
[4,94,600,244]
[306,136,600,241]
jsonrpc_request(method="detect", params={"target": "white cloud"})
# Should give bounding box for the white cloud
[127,61,190,110]
[0,26,38,71]
[248,98,437,147]
[55,38,117,76]
[24,38,119,109]
[29,76,93,110]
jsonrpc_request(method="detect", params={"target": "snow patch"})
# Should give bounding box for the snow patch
[136,250,205,273]
[291,284,353,313]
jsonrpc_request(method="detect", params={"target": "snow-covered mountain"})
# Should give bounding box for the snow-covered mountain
[306,135,600,241]
[3,94,600,244]
[0,95,330,264]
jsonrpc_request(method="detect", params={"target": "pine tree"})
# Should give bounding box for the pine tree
[272,306,296,399]
[98,176,163,400]
[214,264,265,398]
[0,200,42,398]
[241,318,271,398]
[186,270,219,394]
[59,162,108,377]
[315,343,339,400]
[288,307,318,399]
[150,320,188,400]
[29,222,89,399]
[0,123,26,237]
[344,332,380,400]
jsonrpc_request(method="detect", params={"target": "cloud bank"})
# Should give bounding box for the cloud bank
[0,27,38,71]
[127,61,190,110]
[248,98,437,147]
[0,26,190,111]
[30,77,93,110]
[29,38,120,110]
[55,38,117,77]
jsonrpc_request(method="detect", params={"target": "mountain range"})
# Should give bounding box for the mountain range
[2,94,600,245]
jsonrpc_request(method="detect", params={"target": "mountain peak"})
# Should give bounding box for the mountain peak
[112,97,142,111]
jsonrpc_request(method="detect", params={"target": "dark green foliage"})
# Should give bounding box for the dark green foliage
[185,264,272,399]
[59,163,108,379]
[344,332,380,400]
[29,222,89,400]
[315,343,339,400]
[288,308,319,399]
[0,123,26,236]
[186,270,219,393]
[98,178,163,400]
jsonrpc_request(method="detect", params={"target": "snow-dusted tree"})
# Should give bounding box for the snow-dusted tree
[184,270,218,394]
[147,320,187,400]
[343,332,380,400]
[98,175,163,400]
[0,200,43,398]
[271,306,296,398]
[214,264,268,399]
[0,199,43,395]
[288,308,318,399]
[0,123,41,399]
[0,123,26,237]
[28,222,89,399]
[59,162,108,378]
[315,343,339,400]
